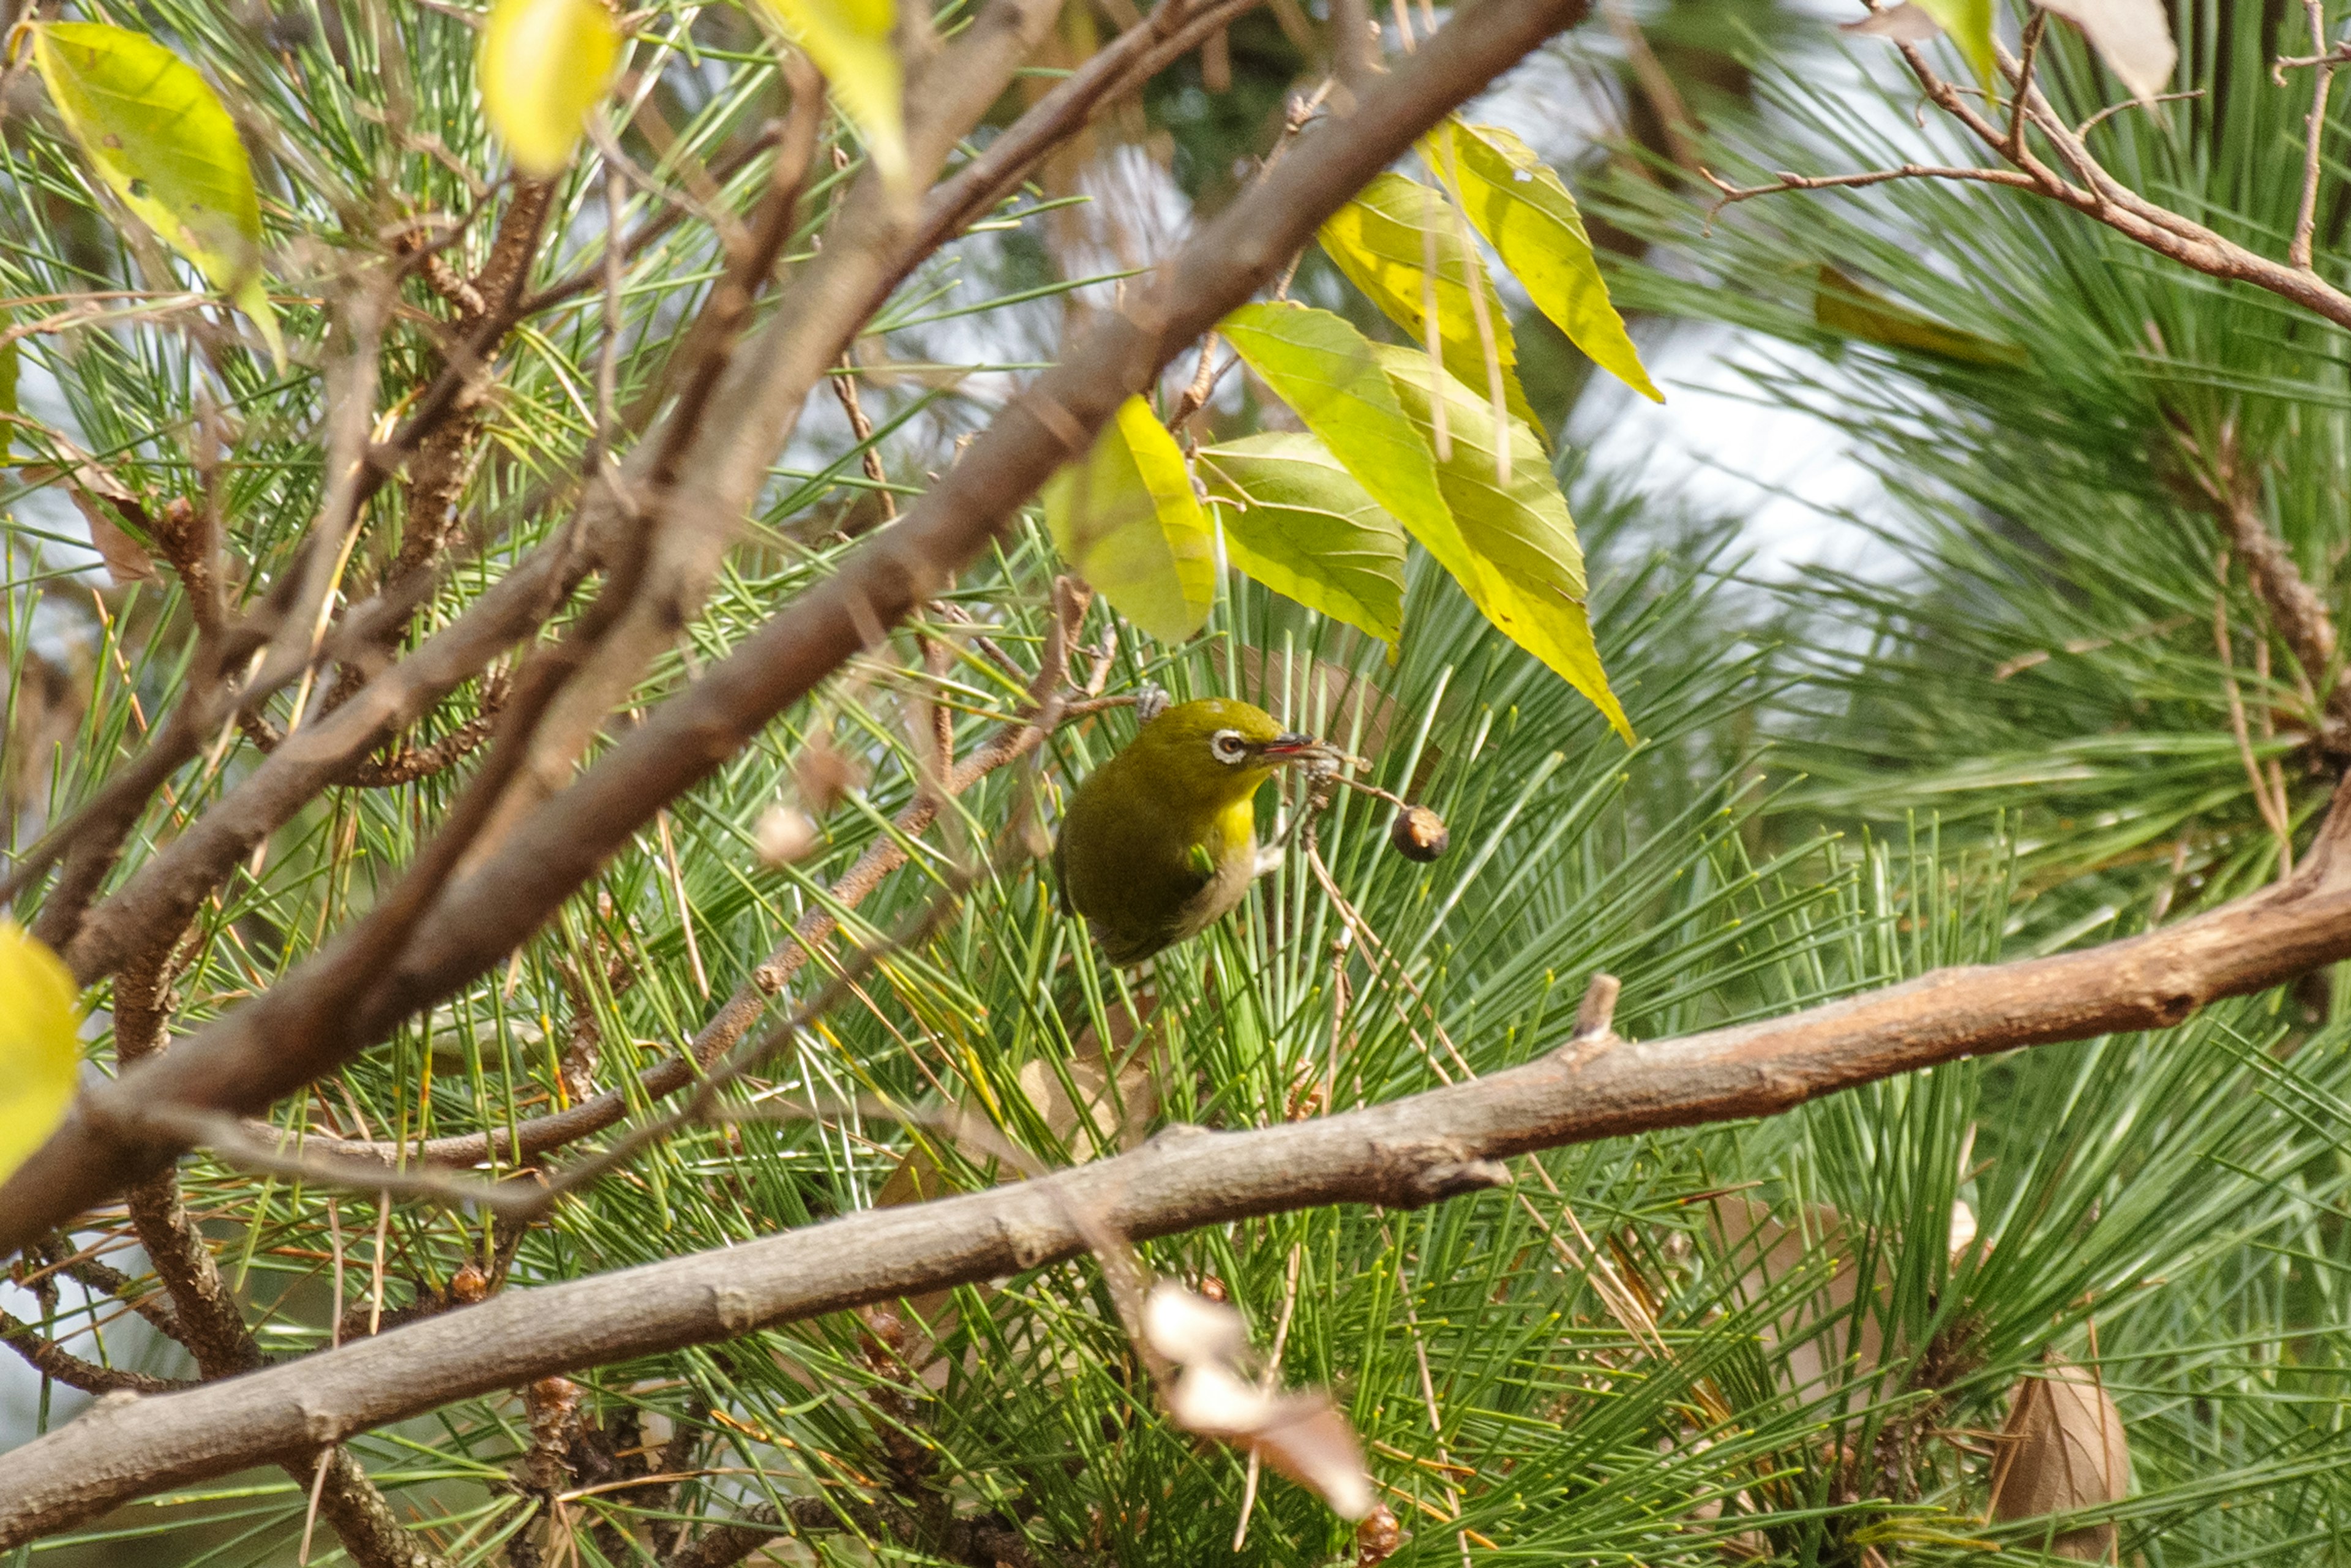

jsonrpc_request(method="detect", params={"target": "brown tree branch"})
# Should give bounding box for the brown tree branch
[0,0,1583,1253]
[1712,32,2351,332]
[102,942,456,1568]
[49,0,1218,992]
[1708,29,2351,761]
[2216,471,2347,750]
[299,584,1092,1172]
[0,1312,188,1396]
[2,181,562,942]
[9,779,2351,1542]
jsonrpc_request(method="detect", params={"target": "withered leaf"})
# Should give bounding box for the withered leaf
[1989,1352,2129,1559]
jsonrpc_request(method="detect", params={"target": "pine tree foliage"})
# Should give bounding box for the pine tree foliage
[3,2,2350,1566]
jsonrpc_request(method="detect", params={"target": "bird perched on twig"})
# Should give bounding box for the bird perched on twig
[1054,697,1335,966]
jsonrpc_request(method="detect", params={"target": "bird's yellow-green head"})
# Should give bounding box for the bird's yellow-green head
[1121,697,1329,814]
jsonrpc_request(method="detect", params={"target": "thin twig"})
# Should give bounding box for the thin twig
[2286,0,2342,270]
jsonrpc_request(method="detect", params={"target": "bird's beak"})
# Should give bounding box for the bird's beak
[1256,733,1336,765]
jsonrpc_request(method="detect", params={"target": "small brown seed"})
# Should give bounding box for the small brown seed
[1355,1504,1404,1565]
[1389,805,1449,861]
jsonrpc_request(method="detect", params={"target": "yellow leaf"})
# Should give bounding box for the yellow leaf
[1373,344,1632,741]
[757,0,909,193]
[480,0,622,179]
[1909,0,1997,84]
[1318,171,1541,435]
[1043,396,1216,643]
[0,923,81,1185]
[1198,433,1406,645]
[1425,120,1661,403]
[28,22,283,367]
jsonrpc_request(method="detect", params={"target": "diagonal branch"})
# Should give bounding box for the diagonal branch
[9,776,2351,1542]
[1709,30,2351,331]
[50,0,1255,993]
[1708,26,2351,760]
[0,1311,188,1397]
[296,584,1096,1172]
[0,0,1594,1259]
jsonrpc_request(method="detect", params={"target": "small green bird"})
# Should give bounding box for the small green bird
[1054,697,1333,965]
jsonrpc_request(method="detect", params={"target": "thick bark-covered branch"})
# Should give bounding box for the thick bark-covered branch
[6,785,2351,1543]
[0,0,1588,1259]
[51,0,1248,992]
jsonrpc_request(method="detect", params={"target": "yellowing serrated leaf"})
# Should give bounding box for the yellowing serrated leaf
[29,22,282,368]
[1199,433,1406,645]
[1318,171,1541,435]
[1427,120,1660,403]
[1816,265,2026,368]
[1371,343,1630,740]
[757,0,909,192]
[1043,396,1215,643]
[1220,300,1454,560]
[480,0,621,179]
[0,923,81,1185]
[1908,0,1997,84]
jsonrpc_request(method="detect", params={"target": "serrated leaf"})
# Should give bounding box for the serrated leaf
[1816,265,2026,368]
[1371,343,1631,740]
[1198,432,1406,645]
[0,923,81,1185]
[757,0,909,192]
[480,0,621,179]
[1424,120,1660,403]
[1220,299,1453,557]
[29,22,282,368]
[1908,0,1997,84]
[1043,396,1215,643]
[1318,171,1541,434]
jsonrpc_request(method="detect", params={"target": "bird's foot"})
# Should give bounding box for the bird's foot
[1133,683,1171,723]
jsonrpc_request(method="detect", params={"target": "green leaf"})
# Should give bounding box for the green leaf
[29,22,282,368]
[757,0,909,193]
[1815,265,2027,369]
[1424,120,1662,403]
[480,0,621,179]
[1371,343,1631,740]
[0,922,80,1185]
[1220,300,1455,557]
[1043,396,1216,643]
[1198,432,1406,645]
[1910,0,1997,84]
[1318,171,1542,435]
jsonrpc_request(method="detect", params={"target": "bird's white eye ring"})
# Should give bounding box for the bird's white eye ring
[1210,729,1247,764]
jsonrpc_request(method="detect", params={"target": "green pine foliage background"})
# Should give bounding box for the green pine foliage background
[6,1,2351,1564]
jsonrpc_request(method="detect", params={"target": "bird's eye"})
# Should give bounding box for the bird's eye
[1210,730,1247,765]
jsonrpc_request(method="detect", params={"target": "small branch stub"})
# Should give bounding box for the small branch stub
[1562,972,1621,1067]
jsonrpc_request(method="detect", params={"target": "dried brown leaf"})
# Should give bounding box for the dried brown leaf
[1149,1283,1375,1520]
[1989,1353,2129,1559]
[2034,0,2175,105]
